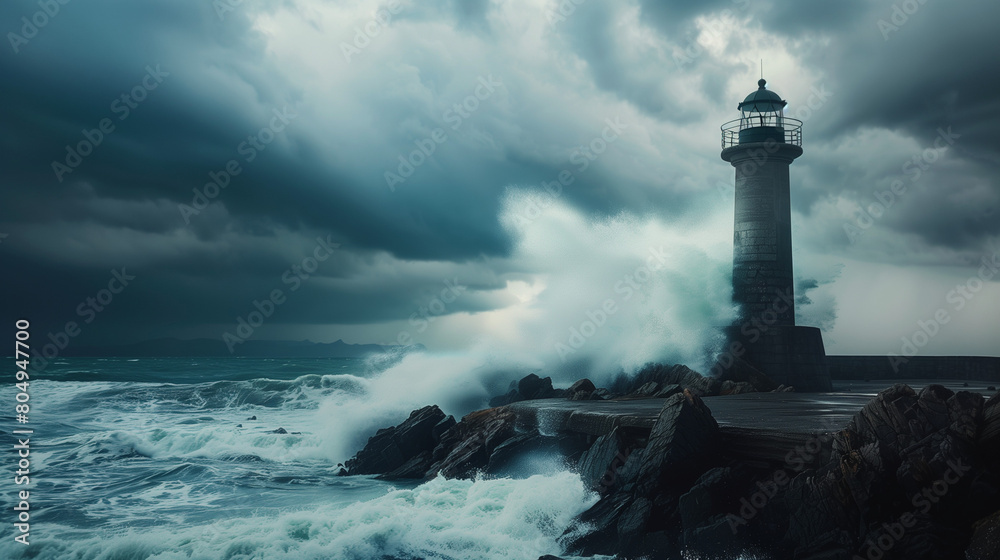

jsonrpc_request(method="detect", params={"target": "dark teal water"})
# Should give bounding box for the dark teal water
[0,357,606,560]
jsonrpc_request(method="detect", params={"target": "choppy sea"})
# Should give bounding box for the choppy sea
[0,357,614,560]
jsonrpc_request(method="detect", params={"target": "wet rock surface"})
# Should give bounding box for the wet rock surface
[559,383,1000,559]
[345,369,1000,558]
[488,373,564,407]
[344,405,450,478]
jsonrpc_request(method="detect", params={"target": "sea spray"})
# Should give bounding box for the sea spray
[496,188,737,378]
[316,193,740,462]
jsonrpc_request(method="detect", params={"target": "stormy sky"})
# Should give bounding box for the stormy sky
[1,0,998,369]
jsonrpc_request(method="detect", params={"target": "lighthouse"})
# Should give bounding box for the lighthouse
[720,78,832,392]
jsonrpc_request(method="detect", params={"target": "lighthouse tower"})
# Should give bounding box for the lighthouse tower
[720,78,832,392]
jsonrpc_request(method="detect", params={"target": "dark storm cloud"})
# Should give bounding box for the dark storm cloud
[1,0,998,346]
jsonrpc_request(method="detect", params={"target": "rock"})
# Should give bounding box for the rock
[235,424,242,428]
[967,509,1000,560]
[634,381,660,397]
[347,382,1000,558]
[345,405,447,477]
[616,496,652,547]
[611,363,717,396]
[591,388,615,400]
[782,384,995,558]
[431,415,456,443]
[537,556,566,560]
[678,467,734,534]
[717,357,779,392]
[483,432,538,473]
[720,380,757,395]
[488,432,588,477]
[519,373,556,399]
[489,373,560,406]
[567,378,597,400]
[635,390,720,496]
[654,384,682,398]
[429,407,520,479]
[577,428,627,492]
[566,389,722,555]
[381,450,434,479]
[565,491,634,556]
[247,415,257,420]
[988,386,996,392]
[272,427,287,434]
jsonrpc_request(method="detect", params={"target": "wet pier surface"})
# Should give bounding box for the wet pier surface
[509,392,873,438]
[509,380,997,462]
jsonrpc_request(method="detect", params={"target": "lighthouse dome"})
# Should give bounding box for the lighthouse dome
[738,79,786,113]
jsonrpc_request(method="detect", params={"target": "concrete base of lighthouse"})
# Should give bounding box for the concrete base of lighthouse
[722,325,833,392]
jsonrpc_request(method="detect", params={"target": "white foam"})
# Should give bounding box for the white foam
[3,471,609,560]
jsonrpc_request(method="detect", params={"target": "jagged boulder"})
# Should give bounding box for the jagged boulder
[577,427,631,492]
[782,384,996,559]
[428,406,522,478]
[636,390,721,495]
[565,389,722,556]
[567,378,597,400]
[489,373,562,406]
[677,465,759,555]
[654,383,683,398]
[591,388,616,400]
[345,405,448,478]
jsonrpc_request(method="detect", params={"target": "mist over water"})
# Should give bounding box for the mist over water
[496,188,737,378]
[316,190,738,461]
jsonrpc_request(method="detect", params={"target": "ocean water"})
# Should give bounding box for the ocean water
[0,357,609,560]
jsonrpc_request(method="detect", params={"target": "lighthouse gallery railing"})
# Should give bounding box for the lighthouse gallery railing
[721,116,802,149]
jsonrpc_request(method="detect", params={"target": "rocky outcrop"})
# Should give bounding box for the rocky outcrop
[428,406,521,478]
[610,363,722,398]
[489,373,564,407]
[345,381,1000,558]
[344,405,453,478]
[558,383,1000,559]
[486,362,774,408]
[566,378,597,400]
[345,402,588,481]
[566,390,721,556]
